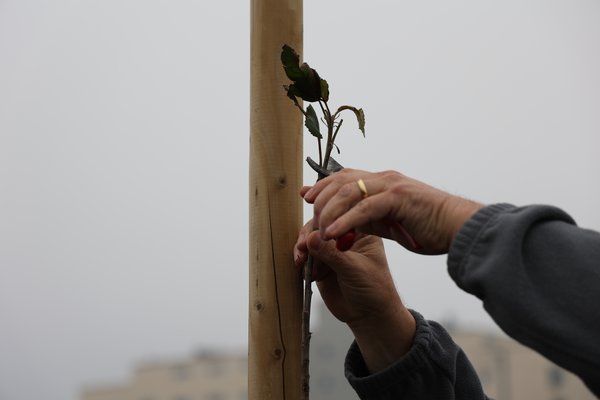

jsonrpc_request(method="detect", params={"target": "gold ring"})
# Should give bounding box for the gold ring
[357,179,368,199]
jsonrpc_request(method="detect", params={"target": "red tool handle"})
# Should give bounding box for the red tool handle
[335,230,356,252]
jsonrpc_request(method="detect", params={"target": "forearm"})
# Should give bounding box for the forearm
[348,304,415,373]
[448,203,600,396]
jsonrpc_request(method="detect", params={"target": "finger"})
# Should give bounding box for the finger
[318,176,388,238]
[306,231,362,276]
[302,175,335,203]
[323,196,421,253]
[297,230,335,282]
[300,185,312,197]
[312,170,370,226]
[294,219,316,267]
[312,178,350,226]
[322,191,397,240]
[311,262,332,282]
[299,218,316,238]
[303,168,361,203]
[294,231,308,267]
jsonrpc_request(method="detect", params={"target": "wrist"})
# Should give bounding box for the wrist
[442,196,484,245]
[348,303,416,374]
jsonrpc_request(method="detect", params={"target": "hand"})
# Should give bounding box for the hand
[302,169,484,254]
[294,220,416,373]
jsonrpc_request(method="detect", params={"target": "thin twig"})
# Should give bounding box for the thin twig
[301,254,314,400]
[303,101,335,400]
[301,162,329,400]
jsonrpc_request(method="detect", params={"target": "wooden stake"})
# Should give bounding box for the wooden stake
[249,1,303,399]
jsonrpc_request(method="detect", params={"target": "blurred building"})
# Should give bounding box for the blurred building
[452,329,595,400]
[81,352,247,400]
[310,305,594,400]
[81,303,594,400]
[309,306,357,400]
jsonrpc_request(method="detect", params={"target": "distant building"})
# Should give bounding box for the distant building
[307,304,595,400]
[451,329,595,400]
[309,306,357,400]
[81,352,247,400]
[81,303,594,400]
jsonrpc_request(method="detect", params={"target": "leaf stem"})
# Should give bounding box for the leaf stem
[321,109,335,170]
[315,100,332,170]
[317,138,323,166]
[332,119,343,144]
[294,102,307,117]
[317,100,330,168]
[324,101,333,122]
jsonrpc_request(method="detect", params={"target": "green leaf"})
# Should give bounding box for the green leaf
[356,108,366,136]
[283,85,295,101]
[281,45,327,102]
[293,63,322,102]
[281,45,304,81]
[286,84,300,99]
[337,106,366,136]
[305,104,322,139]
[320,79,329,102]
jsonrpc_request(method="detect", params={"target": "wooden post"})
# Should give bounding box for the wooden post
[249,1,303,400]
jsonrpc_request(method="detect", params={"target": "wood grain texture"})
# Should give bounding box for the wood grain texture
[249,1,303,399]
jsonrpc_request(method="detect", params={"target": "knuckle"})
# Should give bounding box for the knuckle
[355,198,371,214]
[380,170,404,180]
[338,182,354,198]
[313,198,324,214]
[390,182,408,196]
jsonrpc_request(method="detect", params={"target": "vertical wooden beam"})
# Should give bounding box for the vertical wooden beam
[249,1,303,400]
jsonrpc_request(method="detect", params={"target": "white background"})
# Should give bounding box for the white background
[1,1,599,399]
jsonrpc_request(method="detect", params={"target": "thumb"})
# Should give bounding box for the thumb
[306,231,356,275]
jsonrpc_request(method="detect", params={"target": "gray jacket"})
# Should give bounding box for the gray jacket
[345,204,600,399]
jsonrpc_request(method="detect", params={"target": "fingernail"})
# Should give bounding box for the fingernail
[304,188,314,200]
[294,251,306,266]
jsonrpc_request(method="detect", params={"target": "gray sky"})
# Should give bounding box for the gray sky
[1,1,599,400]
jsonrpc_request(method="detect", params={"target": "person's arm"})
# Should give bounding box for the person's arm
[345,311,491,400]
[294,221,491,400]
[302,168,600,396]
[448,203,600,396]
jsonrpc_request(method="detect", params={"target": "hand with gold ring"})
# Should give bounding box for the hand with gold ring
[301,168,484,254]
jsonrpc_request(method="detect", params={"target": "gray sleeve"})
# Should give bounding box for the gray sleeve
[448,203,600,396]
[345,310,490,400]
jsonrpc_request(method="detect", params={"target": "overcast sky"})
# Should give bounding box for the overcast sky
[1,1,599,400]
